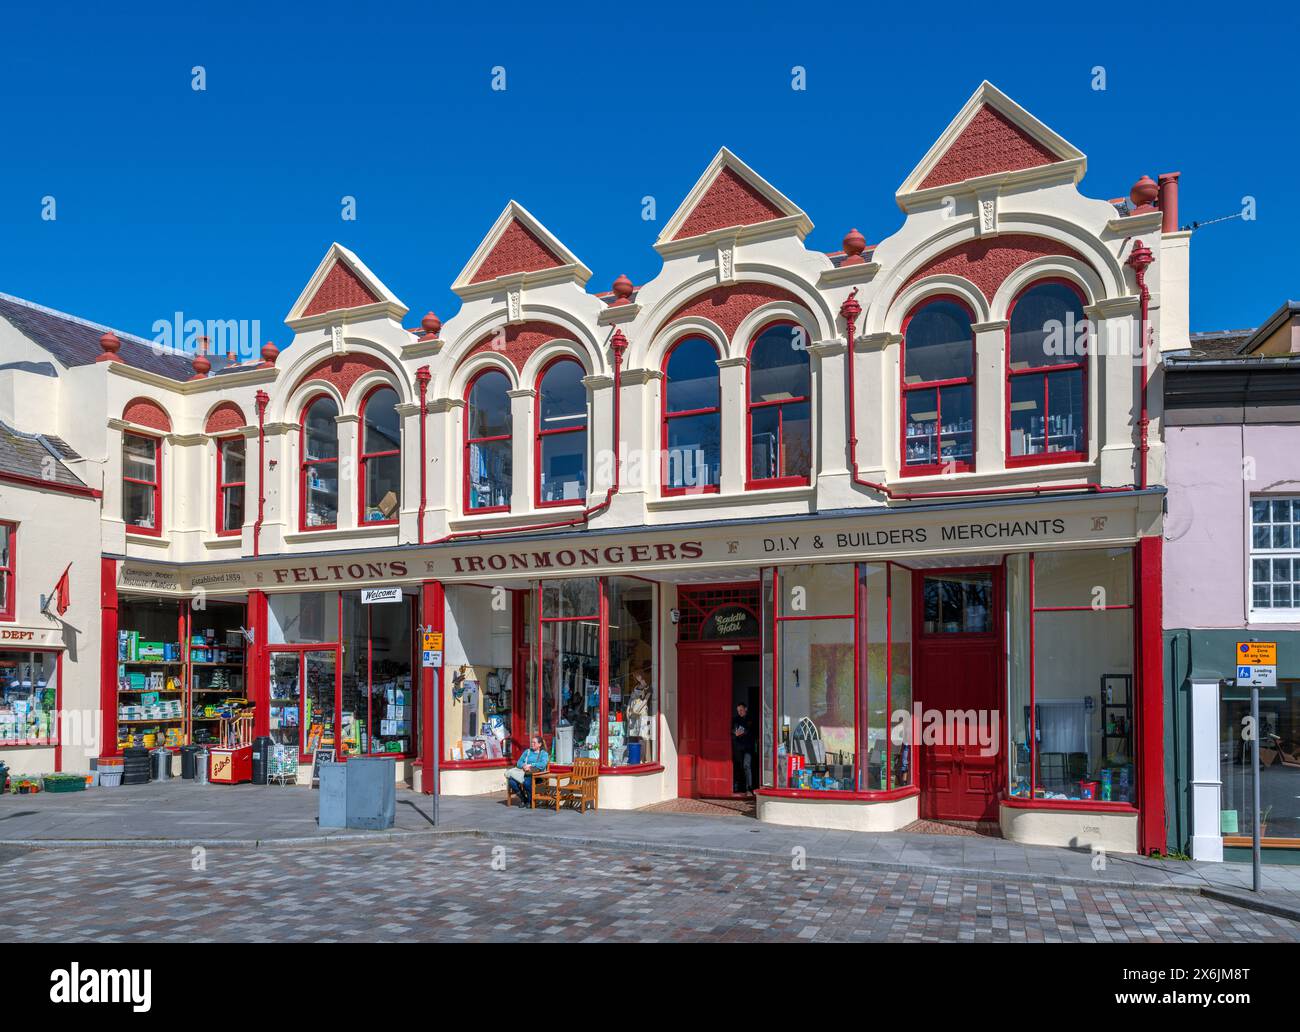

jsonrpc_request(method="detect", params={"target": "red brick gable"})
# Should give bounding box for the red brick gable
[918,104,1060,191]
[469,220,566,284]
[301,260,381,317]
[665,282,804,340]
[900,234,1088,303]
[672,167,788,241]
[463,321,579,374]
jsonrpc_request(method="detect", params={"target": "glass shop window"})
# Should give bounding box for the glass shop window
[540,579,601,763]
[0,651,57,746]
[774,564,856,791]
[1007,548,1135,805]
[607,577,656,766]
[268,592,339,645]
[444,584,515,762]
[1220,679,1300,843]
[341,592,414,757]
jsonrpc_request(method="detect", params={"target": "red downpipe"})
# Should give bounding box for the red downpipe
[431,328,627,544]
[838,273,1143,502]
[253,388,269,556]
[415,365,431,543]
[1125,240,1154,491]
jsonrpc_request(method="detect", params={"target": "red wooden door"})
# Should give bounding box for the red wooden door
[677,646,737,798]
[916,638,1001,819]
[913,568,1004,822]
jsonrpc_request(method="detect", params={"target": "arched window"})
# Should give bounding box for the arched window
[360,386,401,523]
[1007,280,1087,465]
[465,368,513,512]
[662,336,721,494]
[300,395,339,529]
[535,358,587,506]
[747,321,811,487]
[901,298,975,474]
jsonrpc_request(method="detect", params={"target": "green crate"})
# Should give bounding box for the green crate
[41,775,86,793]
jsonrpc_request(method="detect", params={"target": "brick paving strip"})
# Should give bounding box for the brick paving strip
[2,782,1299,922]
[0,839,1294,943]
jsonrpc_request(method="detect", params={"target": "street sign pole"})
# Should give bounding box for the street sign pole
[1252,683,1261,893]
[432,666,440,826]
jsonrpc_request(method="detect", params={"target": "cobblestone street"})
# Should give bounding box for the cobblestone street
[2,840,1296,943]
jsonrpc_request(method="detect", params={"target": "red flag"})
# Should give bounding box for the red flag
[51,563,71,616]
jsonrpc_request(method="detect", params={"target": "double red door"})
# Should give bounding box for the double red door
[677,643,754,798]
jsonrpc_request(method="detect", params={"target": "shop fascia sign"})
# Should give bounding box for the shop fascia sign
[114,497,1142,595]
[0,625,66,648]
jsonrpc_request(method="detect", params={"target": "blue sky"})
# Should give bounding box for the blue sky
[0,1,1295,348]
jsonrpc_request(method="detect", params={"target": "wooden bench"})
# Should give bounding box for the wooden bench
[558,757,599,814]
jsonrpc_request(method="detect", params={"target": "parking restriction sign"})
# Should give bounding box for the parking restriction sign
[1236,641,1277,687]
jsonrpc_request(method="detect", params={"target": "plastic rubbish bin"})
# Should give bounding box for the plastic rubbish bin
[180,745,201,780]
[252,736,272,785]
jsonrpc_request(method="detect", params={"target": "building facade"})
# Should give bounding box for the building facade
[1164,305,1300,863]
[0,82,1186,854]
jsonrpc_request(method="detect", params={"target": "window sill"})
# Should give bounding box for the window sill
[282,524,399,545]
[756,785,918,802]
[888,459,1098,489]
[203,535,242,550]
[441,758,510,770]
[1002,796,1138,813]
[647,484,815,511]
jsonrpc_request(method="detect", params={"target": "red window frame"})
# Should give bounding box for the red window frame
[464,367,513,515]
[215,436,246,537]
[122,431,162,537]
[1005,278,1089,468]
[299,393,339,532]
[899,295,977,477]
[661,334,721,497]
[534,356,588,509]
[0,520,15,622]
[358,385,401,526]
[1022,549,1138,809]
[745,319,811,490]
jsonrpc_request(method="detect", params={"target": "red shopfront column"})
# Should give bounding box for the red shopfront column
[98,557,119,759]
[1136,534,1166,856]
[418,579,445,795]
[248,590,269,738]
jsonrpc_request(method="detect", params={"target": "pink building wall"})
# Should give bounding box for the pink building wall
[1165,423,1300,629]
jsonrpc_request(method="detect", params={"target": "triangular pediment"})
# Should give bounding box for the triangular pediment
[897,82,1085,203]
[452,201,591,296]
[286,243,407,327]
[657,147,811,248]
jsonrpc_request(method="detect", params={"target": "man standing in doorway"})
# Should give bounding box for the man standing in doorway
[732,703,754,794]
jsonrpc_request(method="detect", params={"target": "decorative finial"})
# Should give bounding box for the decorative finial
[420,311,442,338]
[611,274,634,304]
[260,341,279,366]
[841,228,867,265]
[191,336,211,378]
[96,329,123,363]
[1129,176,1159,213]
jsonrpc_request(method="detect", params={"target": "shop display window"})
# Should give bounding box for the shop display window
[300,395,339,529]
[747,321,811,487]
[341,592,414,756]
[760,570,775,787]
[216,437,246,535]
[0,521,13,620]
[1007,548,1135,805]
[901,298,975,474]
[1007,280,1087,465]
[443,584,515,762]
[607,577,656,766]
[536,358,587,506]
[1220,679,1300,843]
[540,578,600,762]
[0,650,57,746]
[269,592,338,645]
[122,432,161,534]
[662,336,721,494]
[887,566,913,789]
[774,564,856,790]
[360,386,401,524]
[465,368,513,512]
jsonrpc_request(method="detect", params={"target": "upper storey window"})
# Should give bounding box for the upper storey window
[465,368,513,513]
[122,432,162,535]
[360,386,401,524]
[301,395,340,530]
[536,358,587,506]
[216,437,246,536]
[901,298,975,475]
[1007,280,1087,465]
[662,336,721,495]
[0,521,14,620]
[747,321,811,488]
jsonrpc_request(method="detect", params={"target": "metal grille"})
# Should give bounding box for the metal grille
[677,584,760,641]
